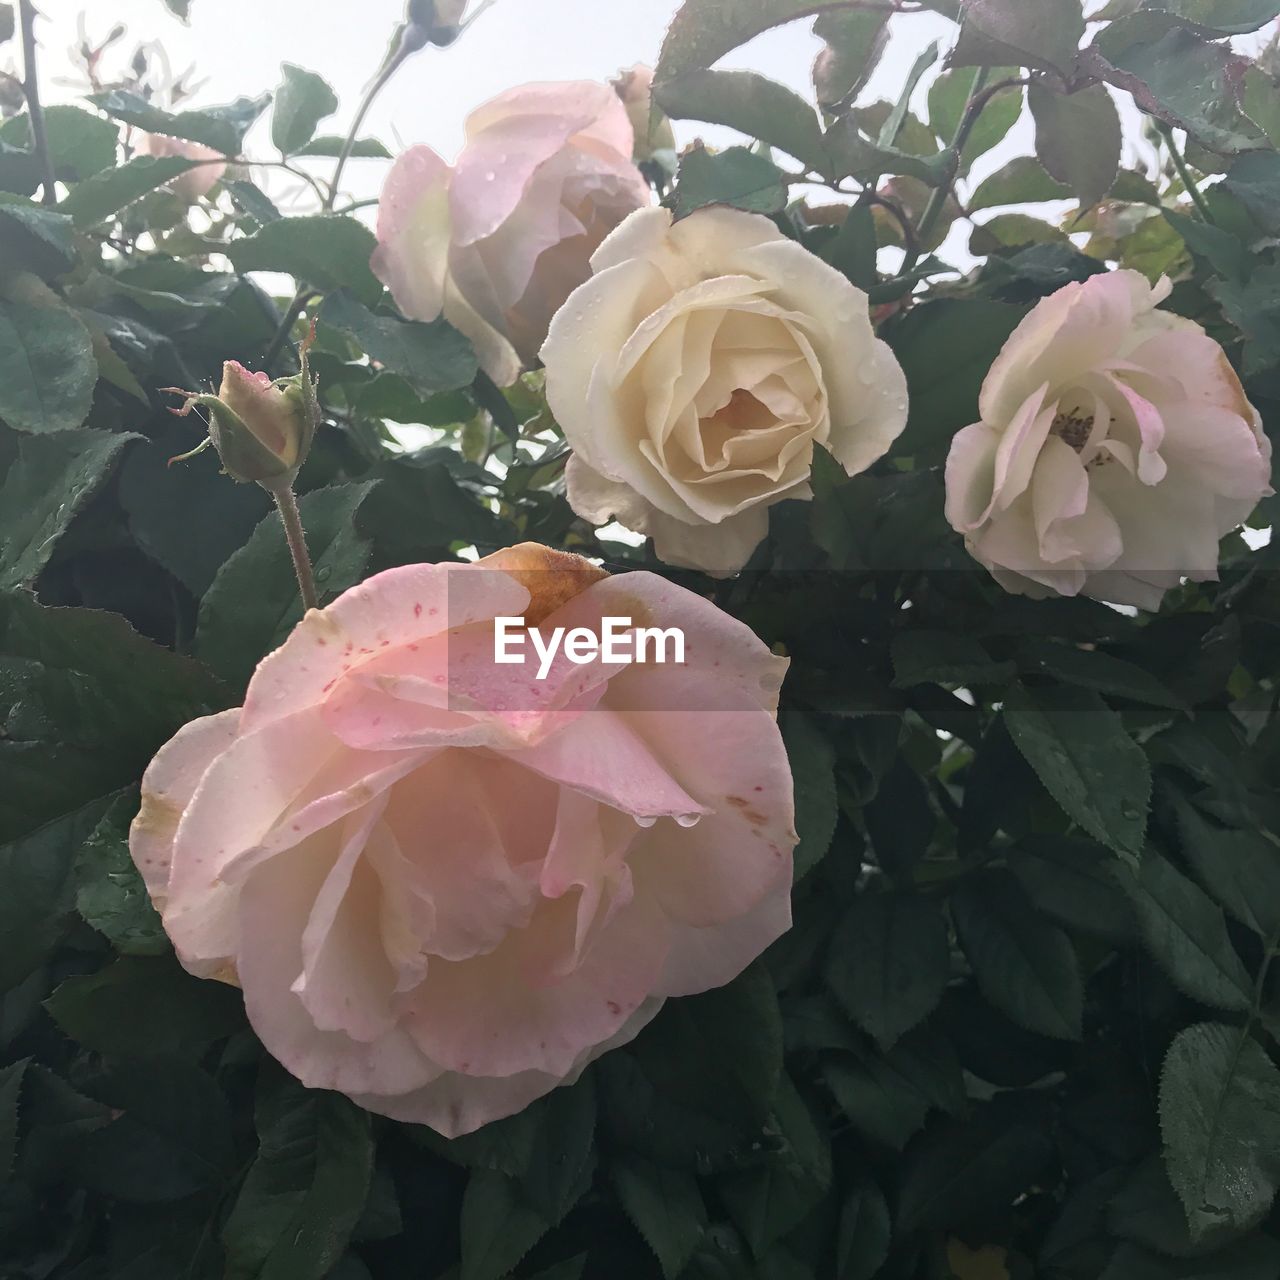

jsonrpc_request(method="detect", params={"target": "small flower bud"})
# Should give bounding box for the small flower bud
[611,65,675,164]
[165,358,316,489]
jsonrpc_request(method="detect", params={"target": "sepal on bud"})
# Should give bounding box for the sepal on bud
[164,339,318,489]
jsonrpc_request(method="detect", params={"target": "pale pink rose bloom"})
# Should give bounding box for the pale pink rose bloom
[138,132,227,202]
[945,270,1272,609]
[130,544,795,1137]
[541,206,909,575]
[372,81,651,386]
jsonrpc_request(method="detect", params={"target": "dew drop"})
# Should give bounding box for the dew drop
[674,812,702,828]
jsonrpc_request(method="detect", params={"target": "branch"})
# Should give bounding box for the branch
[899,74,1029,275]
[18,0,56,205]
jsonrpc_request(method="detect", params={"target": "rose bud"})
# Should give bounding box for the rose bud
[611,64,675,163]
[165,360,317,489]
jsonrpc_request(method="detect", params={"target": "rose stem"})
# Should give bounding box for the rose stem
[18,0,57,205]
[263,21,421,373]
[269,483,320,613]
[1159,123,1215,225]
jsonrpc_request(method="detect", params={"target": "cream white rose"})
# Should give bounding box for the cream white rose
[945,270,1273,609]
[540,206,909,574]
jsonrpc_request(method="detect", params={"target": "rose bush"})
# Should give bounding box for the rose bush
[9,0,1280,1275]
[541,205,909,573]
[372,80,650,386]
[944,270,1272,608]
[129,544,794,1136]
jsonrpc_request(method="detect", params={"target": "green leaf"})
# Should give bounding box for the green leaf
[818,202,878,289]
[0,3,11,42]
[600,964,783,1171]
[1242,66,1280,148]
[780,705,837,879]
[1161,1023,1280,1239]
[74,1060,236,1204]
[87,89,269,157]
[822,1024,965,1150]
[226,215,382,304]
[969,155,1071,210]
[1030,82,1122,207]
[952,872,1084,1040]
[272,64,338,155]
[0,797,110,989]
[318,290,478,396]
[1140,0,1280,35]
[827,893,950,1049]
[0,592,226,843]
[0,199,79,279]
[835,1176,891,1280]
[74,790,168,955]
[1097,22,1266,155]
[58,155,194,227]
[46,954,245,1057]
[673,145,787,218]
[1015,639,1186,711]
[655,69,831,175]
[196,482,374,689]
[885,299,1026,461]
[970,212,1066,255]
[163,0,192,16]
[896,1100,1054,1233]
[296,135,392,159]
[1119,853,1253,1012]
[812,10,890,111]
[612,1154,707,1279]
[223,1070,373,1280]
[890,630,1015,688]
[720,1074,832,1257]
[0,300,96,433]
[952,0,1085,76]
[825,115,950,185]
[1100,1238,1280,1279]
[1164,209,1251,280]
[1003,683,1151,861]
[224,178,282,225]
[0,105,119,183]
[0,428,136,589]
[1223,151,1280,237]
[1173,797,1280,940]
[656,0,838,82]
[461,1164,591,1280]
[1008,835,1136,942]
[1208,267,1280,376]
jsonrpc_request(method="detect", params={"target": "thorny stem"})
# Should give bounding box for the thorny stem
[18,0,56,205]
[269,482,320,612]
[263,26,419,373]
[328,36,414,211]
[1160,122,1216,224]
[900,72,1029,276]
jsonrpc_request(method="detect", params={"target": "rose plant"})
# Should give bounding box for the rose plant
[3,0,1280,1278]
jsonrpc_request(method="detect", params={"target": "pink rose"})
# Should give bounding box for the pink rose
[138,132,227,202]
[129,544,795,1136]
[372,81,651,386]
[945,270,1272,609]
